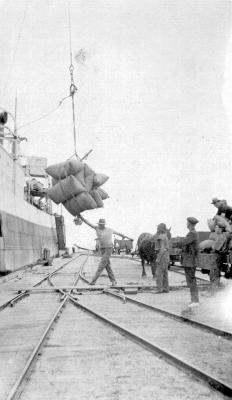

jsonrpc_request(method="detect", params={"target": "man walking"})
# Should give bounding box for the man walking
[90,219,117,285]
[173,217,199,308]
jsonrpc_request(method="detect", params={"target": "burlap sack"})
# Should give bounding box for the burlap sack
[90,189,104,208]
[51,177,57,186]
[199,240,215,250]
[47,175,86,204]
[97,188,109,200]
[214,215,231,231]
[93,173,109,187]
[209,232,217,241]
[85,173,95,191]
[63,192,97,216]
[83,163,95,177]
[74,168,86,187]
[83,164,95,191]
[46,159,84,179]
[207,219,216,232]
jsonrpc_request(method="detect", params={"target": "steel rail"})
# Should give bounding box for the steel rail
[110,254,211,284]
[69,296,232,397]
[79,268,208,291]
[103,289,232,340]
[14,278,209,293]
[6,253,89,400]
[0,253,83,311]
[46,252,91,302]
[170,266,209,282]
[12,283,208,293]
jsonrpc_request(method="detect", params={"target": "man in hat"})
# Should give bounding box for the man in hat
[172,217,199,307]
[90,218,117,285]
[211,197,232,222]
[155,223,170,293]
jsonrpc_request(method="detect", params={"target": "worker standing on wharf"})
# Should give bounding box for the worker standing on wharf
[90,219,117,286]
[76,215,133,285]
[210,222,228,295]
[172,217,199,308]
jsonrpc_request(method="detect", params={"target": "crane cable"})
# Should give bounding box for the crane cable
[2,1,79,149]
[68,2,78,158]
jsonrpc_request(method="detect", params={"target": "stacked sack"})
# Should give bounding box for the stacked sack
[45,158,109,216]
[199,217,231,251]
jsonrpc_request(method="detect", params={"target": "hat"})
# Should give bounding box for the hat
[157,223,167,232]
[98,218,106,226]
[187,217,199,225]
[211,197,221,204]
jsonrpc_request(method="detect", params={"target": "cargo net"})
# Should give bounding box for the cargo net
[45,158,109,216]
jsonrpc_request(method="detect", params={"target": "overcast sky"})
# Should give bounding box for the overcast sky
[1,0,232,248]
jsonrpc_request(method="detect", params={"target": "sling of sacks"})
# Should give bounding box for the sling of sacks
[199,216,232,251]
[45,159,109,216]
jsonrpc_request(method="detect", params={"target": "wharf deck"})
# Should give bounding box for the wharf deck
[0,253,231,400]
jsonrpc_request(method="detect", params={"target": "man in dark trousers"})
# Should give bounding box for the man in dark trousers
[173,217,199,308]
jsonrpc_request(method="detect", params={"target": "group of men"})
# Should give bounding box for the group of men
[88,216,199,308]
[88,196,231,308]
[151,217,200,307]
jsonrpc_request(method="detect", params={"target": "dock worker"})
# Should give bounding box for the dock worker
[210,222,228,295]
[172,217,199,308]
[211,197,232,222]
[76,215,133,285]
[155,223,170,293]
[90,218,117,286]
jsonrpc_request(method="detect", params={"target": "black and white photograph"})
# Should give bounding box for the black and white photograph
[0,0,232,399]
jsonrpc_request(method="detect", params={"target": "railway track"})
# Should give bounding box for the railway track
[5,253,90,400]
[69,291,232,398]
[0,254,83,312]
[103,289,232,340]
[170,265,209,283]
[1,252,231,399]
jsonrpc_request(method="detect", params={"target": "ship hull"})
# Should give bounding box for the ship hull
[0,210,58,272]
[0,145,59,272]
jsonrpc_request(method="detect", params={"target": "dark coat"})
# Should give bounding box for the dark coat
[174,230,199,268]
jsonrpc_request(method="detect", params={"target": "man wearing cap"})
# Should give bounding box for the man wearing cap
[155,223,170,293]
[211,197,232,222]
[90,218,117,285]
[172,217,199,307]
